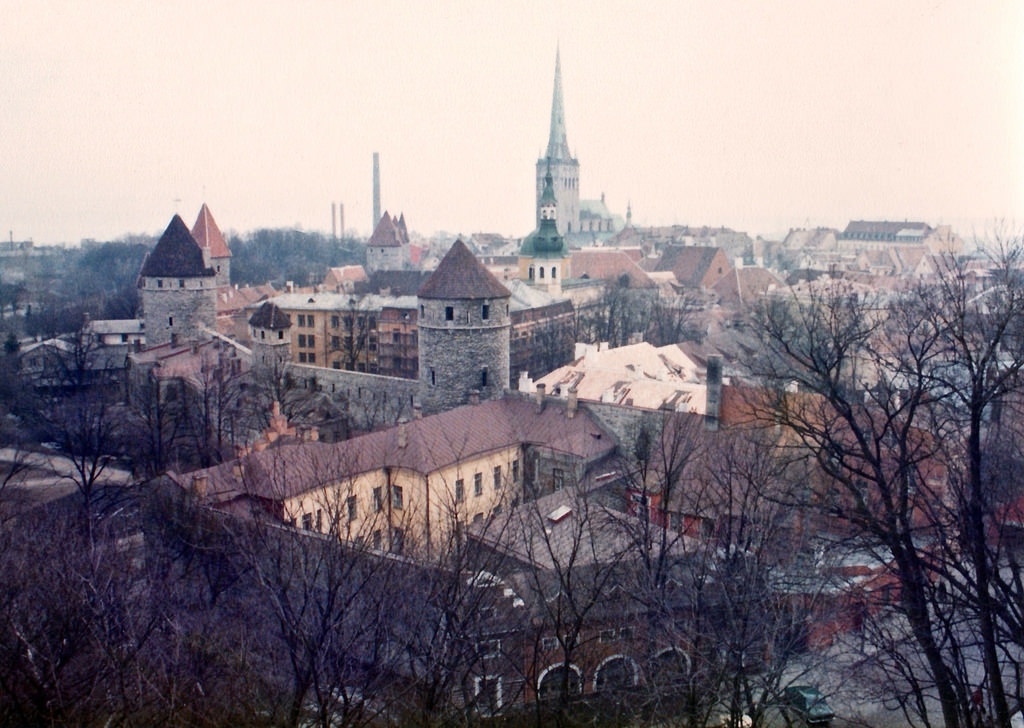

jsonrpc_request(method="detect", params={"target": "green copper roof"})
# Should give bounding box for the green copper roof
[546,48,572,161]
[522,171,568,258]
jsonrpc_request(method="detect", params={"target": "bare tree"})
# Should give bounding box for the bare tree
[753,249,1024,728]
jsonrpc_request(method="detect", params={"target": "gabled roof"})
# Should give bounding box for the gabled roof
[571,249,657,288]
[648,245,729,288]
[841,220,932,239]
[248,301,291,330]
[418,239,511,300]
[712,266,784,307]
[191,203,232,258]
[179,396,616,503]
[139,215,215,279]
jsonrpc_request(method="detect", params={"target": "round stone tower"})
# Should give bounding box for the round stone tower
[417,239,511,414]
[248,301,292,373]
[138,214,217,347]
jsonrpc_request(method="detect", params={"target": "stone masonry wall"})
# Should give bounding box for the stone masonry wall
[141,279,217,347]
[289,363,419,431]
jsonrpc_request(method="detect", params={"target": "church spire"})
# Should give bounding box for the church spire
[546,47,572,161]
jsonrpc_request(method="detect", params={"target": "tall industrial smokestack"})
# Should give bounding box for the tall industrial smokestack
[331,202,337,240]
[372,152,381,230]
[339,203,345,239]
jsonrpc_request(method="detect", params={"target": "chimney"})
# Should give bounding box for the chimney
[191,473,209,499]
[413,402,422,420]
[535,383,546,413]
[397,419,408,449]
[567,386,578,418]
[705,355,722,431]
[339,202,345,239]
[469,389,480,406]
[372,152,381,229]
[331,202,337,240]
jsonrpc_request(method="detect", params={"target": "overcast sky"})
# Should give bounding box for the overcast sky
[3,1,1022,245]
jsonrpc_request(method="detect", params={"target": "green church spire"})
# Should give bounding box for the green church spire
[546,47,572,161]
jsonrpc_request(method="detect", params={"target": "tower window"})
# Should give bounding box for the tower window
[529,267,535,280]
[445,306,454,321]
[551,267,557,279]
[168,316,173,326]
[157,279,163,288]
[539,268,545,279]
[482,304,489,320]
[430,368,436,386]
[481,368,488,388]
[179,279,185,288]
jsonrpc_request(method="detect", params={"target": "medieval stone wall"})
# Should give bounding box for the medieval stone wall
[288,363,419,431]
[141,278,217,347]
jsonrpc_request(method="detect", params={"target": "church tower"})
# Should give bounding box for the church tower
[418,240,511,415]
[520,166,570,291]
[191,203,232,288]
[536,48,579,236]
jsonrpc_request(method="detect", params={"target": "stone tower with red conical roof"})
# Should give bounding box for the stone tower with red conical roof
[417,240,511,414]
[190,203,232,287]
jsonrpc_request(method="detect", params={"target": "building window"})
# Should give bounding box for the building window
[419,304,424,316]
[331,336,340,349]
[474,472,483,497]
[347,496,357,522]
[178,279,185,288]
[528,266,534,280]
[331,315,340,328]
[372,530,382,550]
[296,314,305,327]
[512,459,520,482]
[373,487,382,513]
[307,335,315,347]
[277,330,284,340]
[332,361,341,369]
[430,368,436,386]
[392,331,401,343]
[307,353,315,363]
[477,639,501,659]
[157,279,163,288]
[553,468,565,490]
[298,334,305,347]
[392,485,403,510]
[298,352,306,363]
[316,509,323,531]
[390,527,404,554]
[445,306,454,321]
[493,466,502,490]
[539,267,545,279]
[551,267,557,279]
[455,479,465,503]
[168,316,174,327]
[301,513,313,530]
[482,304,489,320]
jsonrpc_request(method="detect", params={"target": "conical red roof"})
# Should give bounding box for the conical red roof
[191,203,232,258]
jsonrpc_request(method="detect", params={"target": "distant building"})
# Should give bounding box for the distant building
[365,211,411,273]
[520,168,571,291]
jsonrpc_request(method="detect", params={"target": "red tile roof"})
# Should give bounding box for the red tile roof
[571,248,656,288]
[183,396,617,503]
[191,203,232,258]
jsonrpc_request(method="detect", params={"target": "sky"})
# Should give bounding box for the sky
[2,1,1022,245]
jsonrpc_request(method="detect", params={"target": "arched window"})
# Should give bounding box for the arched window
[529,266,535,280]
[594,655,640,692]
[537,663,582,700]
[551,267,557,279]
[539,267,545,279]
